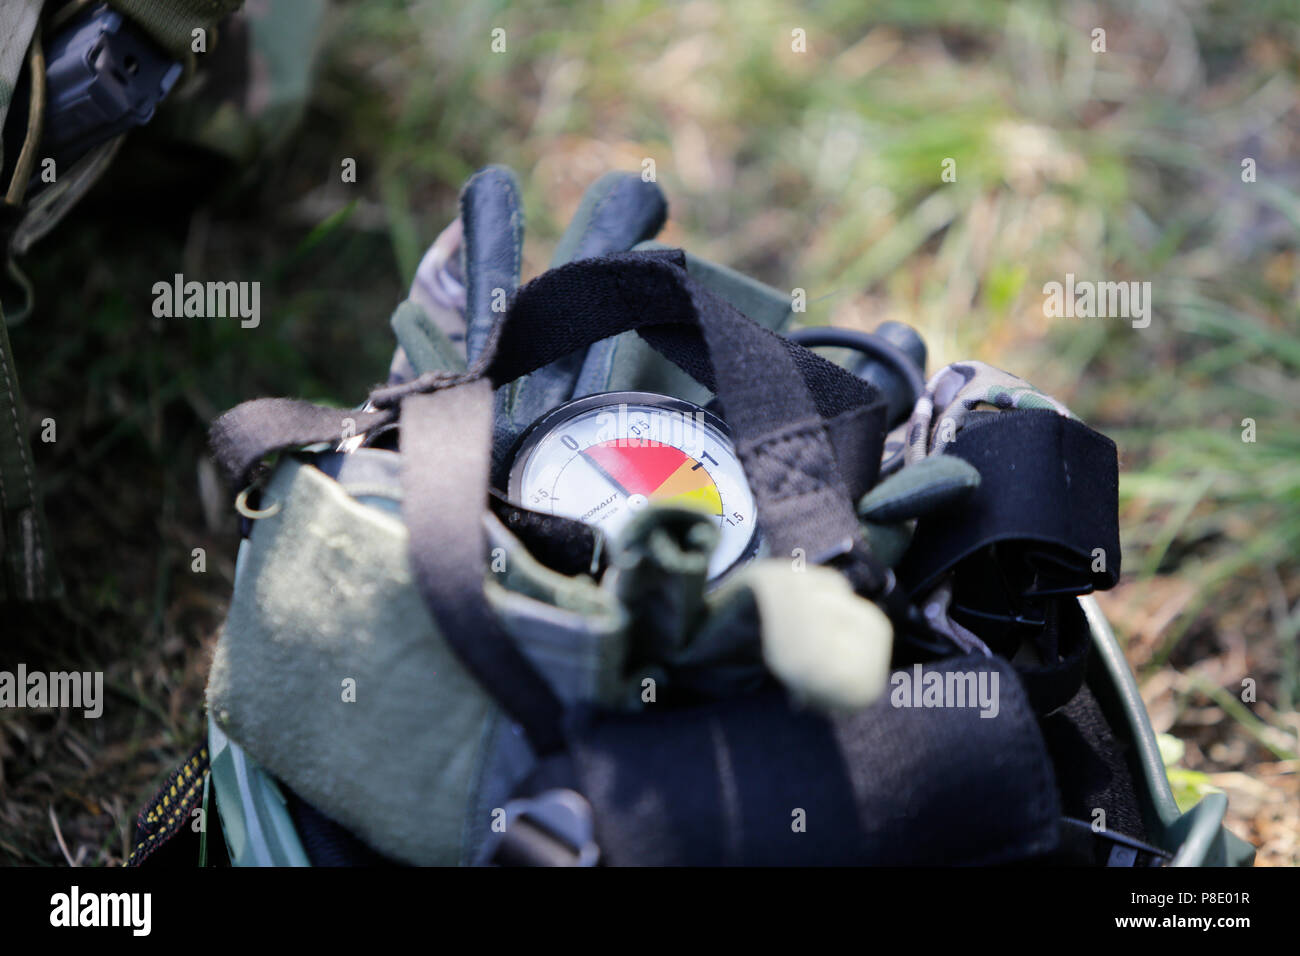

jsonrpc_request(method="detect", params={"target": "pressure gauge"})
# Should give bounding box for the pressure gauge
[507,392,759,581]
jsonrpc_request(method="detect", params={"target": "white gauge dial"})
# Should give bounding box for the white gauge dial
[508,393,758,580]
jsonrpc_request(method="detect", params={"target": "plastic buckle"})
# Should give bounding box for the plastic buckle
[1061,818,1171,867]
[483,789,600,867]
[43,5,182,168]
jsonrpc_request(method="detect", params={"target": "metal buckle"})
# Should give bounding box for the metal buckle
[336,401,376,454]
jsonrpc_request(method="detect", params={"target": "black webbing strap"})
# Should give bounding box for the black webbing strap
[500,172,670,447]
[518,654,1062,865]
[209,250,892,754]
[476,251,876,428]
[1013,594,1092,715]
[210,398,398,492]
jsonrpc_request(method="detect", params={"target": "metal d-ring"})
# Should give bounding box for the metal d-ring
[234,485,281,520]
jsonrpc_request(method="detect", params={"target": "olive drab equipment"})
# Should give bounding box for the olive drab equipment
[126,167,1254,868]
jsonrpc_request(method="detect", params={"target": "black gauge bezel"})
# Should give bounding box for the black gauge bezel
[505,391,760,579]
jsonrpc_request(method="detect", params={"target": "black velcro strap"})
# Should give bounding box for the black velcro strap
[553,654,1061,865]
[1042,682,1149,842]
[488,490,602,578]
[900,409,1122,600]
[500,172,670,436]
[481,250,877,429]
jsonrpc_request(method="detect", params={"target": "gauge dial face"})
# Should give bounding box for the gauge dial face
[508,393,758,580]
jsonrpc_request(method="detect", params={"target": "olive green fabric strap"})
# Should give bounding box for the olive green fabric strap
[107,0,244,63]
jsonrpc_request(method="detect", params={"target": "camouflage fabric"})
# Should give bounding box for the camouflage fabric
[395,218,467,378]
[143,0,325,168]
[107,0,244,65]
[881,360,1075,476]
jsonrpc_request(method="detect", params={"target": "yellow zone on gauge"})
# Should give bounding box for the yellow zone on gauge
[583,439,724,515]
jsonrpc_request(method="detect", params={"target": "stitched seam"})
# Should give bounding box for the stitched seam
[0,330,39,593]
[128,747,209,865]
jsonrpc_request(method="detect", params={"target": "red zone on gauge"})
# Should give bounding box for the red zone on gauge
[580,439,725,516]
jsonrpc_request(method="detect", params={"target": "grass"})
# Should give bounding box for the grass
[2,0,1297,865]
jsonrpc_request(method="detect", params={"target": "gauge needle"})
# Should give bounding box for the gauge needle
[579,449,631,498]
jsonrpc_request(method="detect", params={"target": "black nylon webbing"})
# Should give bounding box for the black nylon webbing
[556,655,1062,865]
[500,173,670,443]
[477,251,878,429]
[213,253,888,508]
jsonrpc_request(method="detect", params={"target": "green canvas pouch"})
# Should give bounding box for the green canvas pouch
[205,443,903,864]
[207,456,492,865]
[484,516,629,709]
[206,451,638,865]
